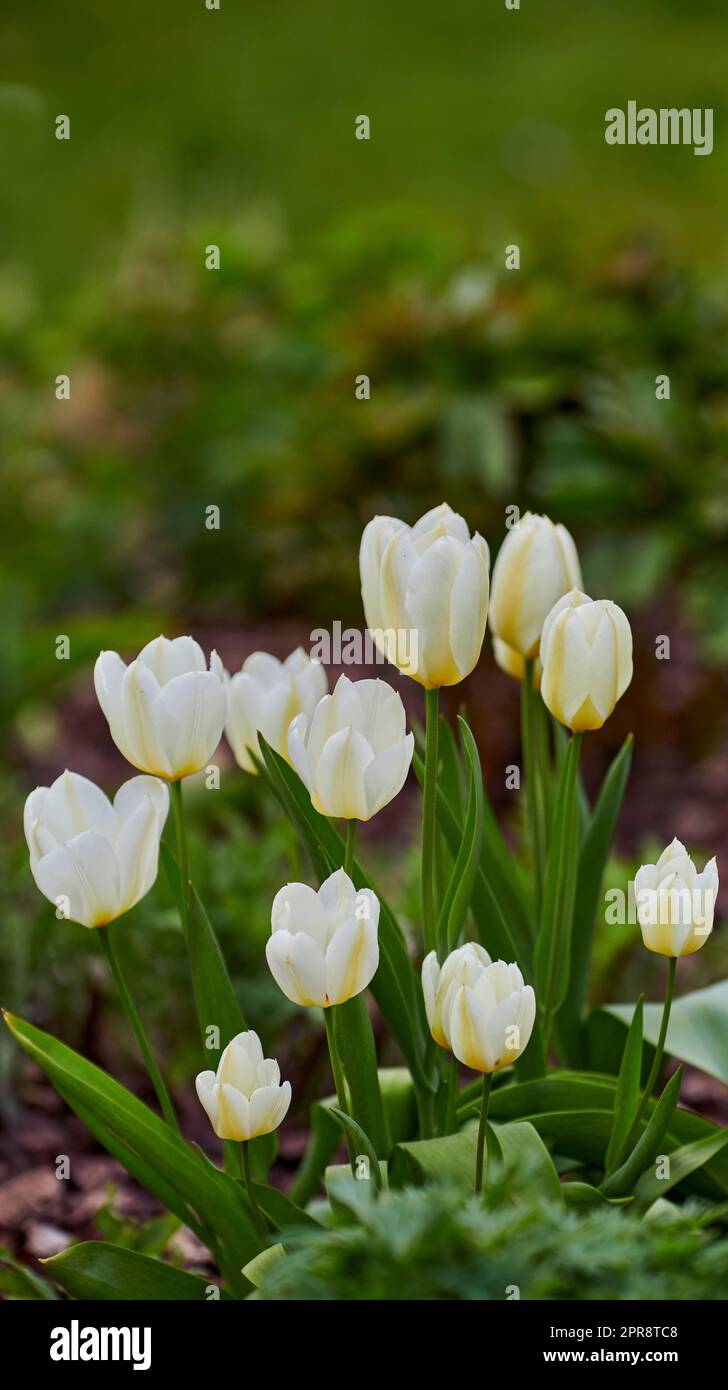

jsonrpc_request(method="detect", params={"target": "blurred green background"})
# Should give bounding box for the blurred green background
[1,1,728,1113]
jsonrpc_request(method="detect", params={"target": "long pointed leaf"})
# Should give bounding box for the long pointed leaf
[604,995,644,1175]
[534,733,581,1045]
[601,1068,683,1198]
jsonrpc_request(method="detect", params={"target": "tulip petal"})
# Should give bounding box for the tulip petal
[154,671,226,778]
[363,733,414,817]
[34,831,120,927]
[325,918,378,1004]
[272,881,331,946]
[249,1082,291,1138]
[312,726,372,819]
[266,928,327,1006]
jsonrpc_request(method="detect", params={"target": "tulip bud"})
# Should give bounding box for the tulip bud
[539,590,633,732]
[359,503,490,688]
[24,771,169,928]
[195,1031,291,1142]
[448,959,536,1075]
[635,838,719,958]
[288,674,414,820]
[267,869,379,1007]
[223,647,327,774]
[94,635,226,780]
[421,942,493,1049]
[490,512,582,666]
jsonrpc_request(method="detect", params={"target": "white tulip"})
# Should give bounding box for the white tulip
[421,942,493,1050]
[635,838,719,958]
[492,638,541,688]
[196,1031,291,1142]
[288,674,414,820]
[94,635,226,780]
[24,770,169,929]
[223,647,327,774]
[539,590,633,732]
[490,512,582,665]
[359,502,490,688]
[449,959,536,1075]
[267,869,379,1007]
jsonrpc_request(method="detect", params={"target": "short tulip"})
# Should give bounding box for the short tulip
[224,647,327,773]
[635,838,719,958]
[421,942,493,1050]
[267,869,379,1007]
[449,959,536,1074]
[94,635,226,780]
[24,771,169,928]
[288,674,414,820]
[359,503,490,688]
[540,590,633,732]
[195,1031,291,1142]
[490,512,582,667]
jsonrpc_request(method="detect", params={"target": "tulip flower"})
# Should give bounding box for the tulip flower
[539,590,633,732]
[359,502,490,688]
[288,674,414,820]
[448,959,535,1076]
[421,942,493,1050]
[223,647,327,773]
[24,771,169,928]
[635,838,719,958]
[267,870,379,1007]
[94,635,226,780]
[195,1031,291,1142]
[490,512,582,668]
[493,638,541,688]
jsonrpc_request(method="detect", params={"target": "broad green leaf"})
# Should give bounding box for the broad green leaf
[486,1119,563,1205]
[601,1068,683,1198]
[0,1245,58,1299]
[606,979,728,1089]
[534,733,581,1043]
[251,1183,321,1231]
[334,995,389,1156]
[436,717,483,951]
[437,712,465,822]
[562,1182,631,1207]
[259,738,434,1092]
[242,1244,285,1291]
[389,1119,560,1201]
[3,1012,258,1293]
[557,735,633,1062]
[633,1130,728,1214]
[44,1242,228,1301]
[324,1161,388,1216]
[328,1106,383,1191]
[604,995,643,1175]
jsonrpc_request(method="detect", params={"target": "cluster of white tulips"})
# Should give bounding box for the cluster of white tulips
[21,503,719,1206]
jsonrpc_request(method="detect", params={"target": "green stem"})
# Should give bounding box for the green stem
[170,779,191,943]
[624,957,677,1153]
[324,1006,356,1169]
[422,686,440,955]
[98,928,179,1131]
[474,1072,493,1195]
[343,819,357,878]
[522,660,547,902]
[240,1141,266,1239]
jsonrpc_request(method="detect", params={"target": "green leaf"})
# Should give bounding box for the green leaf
[242,1244,285,1291]
[633,1130,728,1214]
[562,1182,631,1207]
[0,1245,58,1299]
[604,995,644,1175]
[606,979,728,1089]
[287,1097,342,1208]
[3,1012,259,1293]
[557,735,633,1062]
[534,732,581,1043]
[436,717,483,951]
[44,1242,228,1300]
[328,1106,383,1192]
[486,1119,564,1205]
[333,994,389,1156]
[258,738,434,1092]
[251,1183,321,1231]
[390,1119,561,1202]
[437,713,465,822]
[601,1068,683,1198]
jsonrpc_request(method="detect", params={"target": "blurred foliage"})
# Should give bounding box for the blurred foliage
[259,1161,728,1301]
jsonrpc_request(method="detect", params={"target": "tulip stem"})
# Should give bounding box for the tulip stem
[324,1007,356,1170]
[474,1072,493,1195]
[522,661,547,902]
[240,1141,267,1240]
[169,779,191,943]
[422,686,440,955]
[98,928,179,1131]
[344,820,357,878]
[621,957,677,1160]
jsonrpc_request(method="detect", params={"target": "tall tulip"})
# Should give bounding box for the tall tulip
[94,635,226,780]
[359,503,490,689]
[195,1031,291,1142]
[24,770,169,928]
[539,590,633,732]
[288,675,413,821]
[635,838,718,959]
[490,512,581,671]
[267,870,379,1007]
[224,647,327,774]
